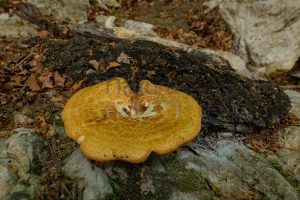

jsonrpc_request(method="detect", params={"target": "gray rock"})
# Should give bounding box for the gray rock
[170,191,199,200]
[177,149,196,161]
[7,181,42,200]
[0,14,37,37]
[28,0,90,24]
[0,164,17,199]
[202,48,264,80]
[6,128,49,173]
[284,90,300,118]
[91,0,120,11]
[0,128,49,199]
[215,141,298,200]
[121,20,157,36]
[185,161,201,172]
[206,0,300,74]
[95,15,116,28]
[148,156,167,173]
[63,148,113,200]
[0,138,7,157]
[13,113,33,125]
[197,148,253,199]
[270,125,300,186]
[101,0,120,8]
[95,16,157,36]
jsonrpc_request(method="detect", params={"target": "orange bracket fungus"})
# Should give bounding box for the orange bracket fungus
[62,77,202,163]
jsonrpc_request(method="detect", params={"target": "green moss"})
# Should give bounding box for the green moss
[151,155,215,199]
[111,12,124,17]
[104,177,124,200]
[104,154,216,199]
[54,119,64,128]
[104,165,142,200]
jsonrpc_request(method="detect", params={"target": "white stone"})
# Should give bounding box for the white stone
[202,49,262,79]
[14,113,33,125]
[0,165,15,199]
[0,14,37,37]
[122,20,156,36]
[102,0,120,8]
[63,148,113,200]
[170,192,199,200]
[91,0,120,11]
[206,0,300,74]
[0,13,9,20]
[28,0,90,24]
[185,161,201,172]
[5,128,35,173]
[96,15,116,28]
[284,90,300,118]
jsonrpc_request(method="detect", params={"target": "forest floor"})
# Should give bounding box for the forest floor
[0,1,299,199]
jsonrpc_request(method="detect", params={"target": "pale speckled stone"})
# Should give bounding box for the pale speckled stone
[0,14,37,37]
[28,0,90,24]
[63,148,113,200]
[0,128,49,199]
[206,0,300,74]
[170,192,199,200]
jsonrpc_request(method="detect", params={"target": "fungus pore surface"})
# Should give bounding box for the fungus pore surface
[62,77,202,163]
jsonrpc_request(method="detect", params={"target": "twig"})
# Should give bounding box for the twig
[16,52,33,67]
[280,85,300,90]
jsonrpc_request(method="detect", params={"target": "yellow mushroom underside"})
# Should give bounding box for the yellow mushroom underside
[62,77,202,163]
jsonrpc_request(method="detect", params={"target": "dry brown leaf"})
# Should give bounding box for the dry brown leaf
[65,79,74,88]
[35,117,48,134]
[30,54,45,65]
[88,59,100,70]
[18,69,28,75]
[107,61,121,70]
[21,107,32,115]
[3,82,23,90]
[27,92,38,97]
[0,130,13,138]
[11,76,22,84]
[34,63,45,74]
[45,125,56,139]
[37,29,50,39]
[89,59,106,72]
[54,71,65,87]
[38,68,53,89]
[25,74,41,91]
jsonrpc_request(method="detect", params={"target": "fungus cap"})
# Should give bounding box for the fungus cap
[62,77,202,163]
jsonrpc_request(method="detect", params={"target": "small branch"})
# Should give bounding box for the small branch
[280,85,300,90]
[16,52,33,67]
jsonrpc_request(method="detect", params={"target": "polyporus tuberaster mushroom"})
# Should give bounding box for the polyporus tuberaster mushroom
[62,77,202,163]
